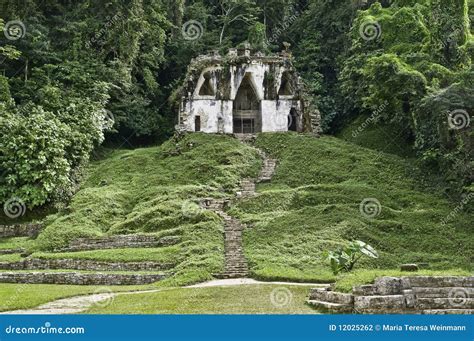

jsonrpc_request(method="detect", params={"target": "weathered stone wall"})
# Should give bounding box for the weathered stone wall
[178,48,318,135]
[60,234,180,252]
[0,272,165,285]
[0,258,174,271]
[308,276,474,314]
[0,223,43,238]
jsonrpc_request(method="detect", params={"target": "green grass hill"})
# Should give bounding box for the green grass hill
[8,132,472,286]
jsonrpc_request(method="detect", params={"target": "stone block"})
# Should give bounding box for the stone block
[403,289,415,308]
[354,295,406,311]
[353,284,376,296]
[309,288,354,305]
[413,287,474,298]
[404,276,474,288]
[373,277,402,295]
[400,264,419,272]
[416,298,474,310]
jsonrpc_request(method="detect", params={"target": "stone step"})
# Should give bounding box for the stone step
[404,276,474,288]
[413,287,474,298]
[309,288,354,305]
[306,300,353,313]
[354,295,406,311]
[422,309,474,315]
[0,271,165,285]
[218,273,248,279]
[416,298,474,310]
[0,258,173,272]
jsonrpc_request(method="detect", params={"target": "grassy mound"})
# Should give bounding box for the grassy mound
[229,133,472,282]
[31,133,261,285]
[18,132,472,286]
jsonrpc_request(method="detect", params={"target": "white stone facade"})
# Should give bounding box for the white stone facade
[177,47,318,134]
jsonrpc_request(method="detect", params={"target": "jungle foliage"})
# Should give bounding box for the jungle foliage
[0,0,472,208]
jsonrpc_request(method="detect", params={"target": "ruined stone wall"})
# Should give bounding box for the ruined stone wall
[0,258,174,271]
[308,276,473,314]
[0,223,43,238]
[61,234,180,252]
[0,272,165,285]
[178,49,319,134]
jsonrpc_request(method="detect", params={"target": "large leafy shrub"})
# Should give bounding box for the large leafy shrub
[324,240,378,275]
[0,78,110,208]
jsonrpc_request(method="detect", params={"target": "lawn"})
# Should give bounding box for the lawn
[84,284,318,314]
[0,237,35,250]
[0,283,154,312]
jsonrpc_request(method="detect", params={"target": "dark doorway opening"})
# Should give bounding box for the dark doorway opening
[288,108,298,131]
[233,118,255,134]
[195,116,201,132]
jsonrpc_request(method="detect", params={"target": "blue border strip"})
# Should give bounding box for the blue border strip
[1,315,473,340]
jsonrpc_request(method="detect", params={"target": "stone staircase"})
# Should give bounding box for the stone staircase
[200,134,278,279]
[257,152,277,183]
[201,199,248,278]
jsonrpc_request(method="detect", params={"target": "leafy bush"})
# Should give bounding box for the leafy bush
[0,79,110,208]
[324,240,378,275]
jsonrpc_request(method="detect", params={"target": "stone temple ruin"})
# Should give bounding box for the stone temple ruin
[176,45,320,134]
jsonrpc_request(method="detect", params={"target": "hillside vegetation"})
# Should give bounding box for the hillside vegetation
[19,132,472,286]
[31,134,261,285]
[231,133,472,282]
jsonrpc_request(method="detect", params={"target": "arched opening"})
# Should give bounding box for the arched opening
[278,71,294,96]
[288,108,298,131]
[198,72,215,96]
[233,74,261,133]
